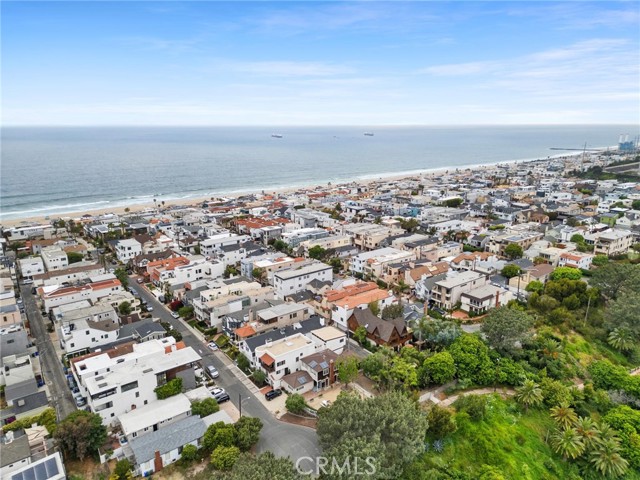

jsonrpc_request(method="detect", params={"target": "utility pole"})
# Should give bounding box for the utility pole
[239,393,242,417]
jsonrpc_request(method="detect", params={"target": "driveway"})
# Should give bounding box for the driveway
[132,276,321,462]
[20,284,76,420]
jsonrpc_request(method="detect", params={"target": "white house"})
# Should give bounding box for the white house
[255,333,317,388]
[39,279,123,311]
[115,239,143,263]
[70,338,201,425]
[273,262,333,299]
[460,285,513,314]
[57,304,120,356]
[18,257,45,279]
[431,271,488,310]
[41,247,69,272]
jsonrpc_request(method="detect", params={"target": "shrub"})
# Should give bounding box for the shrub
[191,398,220,417]
[285,393,307,414]
[154,378,182,400]
[180,444,198,463]
[210,445,240,471]
[453,394,488,421]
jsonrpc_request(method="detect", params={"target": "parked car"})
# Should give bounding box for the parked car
[265,388,283,401]
[137,278,144,284]
[146,306,153,312]
[209,387,228,402]
[208,341,218,351]
[216,393,230,404]
[171,311,180,319]
[207,365,220,379]
[21,279,34,285]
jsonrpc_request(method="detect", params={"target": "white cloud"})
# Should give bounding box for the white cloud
[225,61,355,77]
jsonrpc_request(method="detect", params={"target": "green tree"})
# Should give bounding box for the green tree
[501,264,521,279]
[592,255,609,267]
[211,445,240,471]
[54,411,107,461]
[443,198,463,208]
[329,257,342,273]
[317,391,428,479]
[251,370,267,386]
[588,437,629,478]
[421,351,456,385]
[550,267,582,281]
[226,452,303,480]
[234,416,263,452]
[252,266,266,284]
[111,459,133,480]
[525,280,544,294]
[203,421,237,451]
[452,394,488,421]
[180,444,198,463]
[381,303,404,320]
[237,354,251,373]
[114,268,129,289]
[426,404,457,438]
[67,252,84,264]
[353,325,368,345]
[481,307,534,355]
[570,233,585,243]
[285,393,307,414]
[191,398,220,417]
[504,243,523,260]
[550,402,578,430]
[607,327,635,352]
[574,416,600,449]
[550,427,585,460]
[590,263,640,300]
[607,292,640,342]
[118,301,132,316]
[336,356,359,385]
[448,334,494,385]
[178,306,194,318]
[308,245,327,260]
[368,300,380,316]
[514,380,543,412]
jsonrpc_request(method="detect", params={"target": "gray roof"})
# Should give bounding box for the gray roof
[243,316,324,354]
[129,415,207,464]
[1,330,30,360]
[5,379,38,404]
[118,319,166,341]
[0,434,30,468]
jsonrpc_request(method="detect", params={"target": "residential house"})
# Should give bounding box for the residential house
[255,333,317,388]
[273,262,333,299]
[346,309,411,349]
[431,271,488,310]
[460,285,513,314]
[40,247,69,271]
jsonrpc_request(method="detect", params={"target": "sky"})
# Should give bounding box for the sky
[2,1,639,126]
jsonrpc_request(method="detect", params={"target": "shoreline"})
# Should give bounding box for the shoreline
[0,151,589,228]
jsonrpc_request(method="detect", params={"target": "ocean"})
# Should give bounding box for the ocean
[1,125,637,221]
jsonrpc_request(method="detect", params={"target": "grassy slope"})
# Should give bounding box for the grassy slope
[422,396,581,480]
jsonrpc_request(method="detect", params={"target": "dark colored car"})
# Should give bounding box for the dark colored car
[216,393,230,404]
[265,388,283,401]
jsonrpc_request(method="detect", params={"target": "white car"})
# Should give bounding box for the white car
[146,306,153,312]
[207,365,220,379]
[208,341,218,351]
[171,311,180,319]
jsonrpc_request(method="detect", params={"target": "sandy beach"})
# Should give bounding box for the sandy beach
[0,155,575,229]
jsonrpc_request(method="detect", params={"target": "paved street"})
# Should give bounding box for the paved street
[21,284,76,420]
[132,278,321,462]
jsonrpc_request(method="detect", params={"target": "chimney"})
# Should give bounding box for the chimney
[154,450,163,472]
[495,290,500,307]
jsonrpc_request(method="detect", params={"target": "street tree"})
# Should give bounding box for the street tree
[336,356,359,385]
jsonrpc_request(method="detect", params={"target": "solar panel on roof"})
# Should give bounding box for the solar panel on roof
[309,360,317,368]
[320,361,328,369]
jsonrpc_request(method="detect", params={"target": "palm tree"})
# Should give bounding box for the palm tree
[550,402,578,430]
[550,427,585,460]
[607,327,634,352]
[588,437,629,478]
[574,416,599,449]
[514,380,544,412]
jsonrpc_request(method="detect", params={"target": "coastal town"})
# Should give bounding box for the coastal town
[1,144,640,480]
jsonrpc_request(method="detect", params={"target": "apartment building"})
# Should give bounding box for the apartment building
[255,333,317,388]
[342,224,404,251]
[41,247,69,271]
[351,248,416,279]
[17,257,45,279]
[460,285,513,315]
[558,251,595,270]
[431,271,488,310]
[273,262,333,298]
[39,279,123,311]
[115,239,143,263]
[593,229,633,256]
[32,263,105,287]
[70,338,201,425]
[56,304,119,356]
[200,233,250,257]
[324,282,396,329]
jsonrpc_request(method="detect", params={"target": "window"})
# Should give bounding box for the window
[121,381,138,392]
